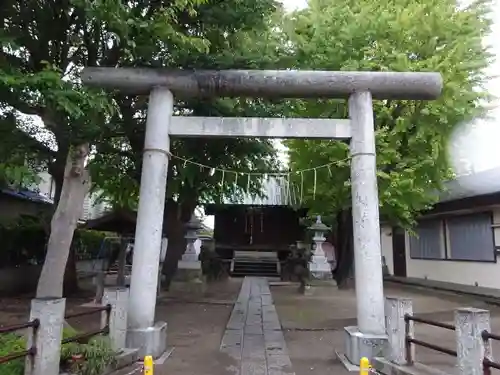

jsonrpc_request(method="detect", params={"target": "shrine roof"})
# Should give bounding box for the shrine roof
[204,203,308,216]
[80,208,137,234]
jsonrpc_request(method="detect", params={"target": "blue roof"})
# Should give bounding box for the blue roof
[1,188,53,205]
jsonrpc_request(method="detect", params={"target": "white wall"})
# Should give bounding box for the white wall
[81,193,111,221]
[382,208,500,289]
[35,171,56,199]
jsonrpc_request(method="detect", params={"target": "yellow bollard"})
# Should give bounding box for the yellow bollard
[360,357,370,375]
[143,355,154,375]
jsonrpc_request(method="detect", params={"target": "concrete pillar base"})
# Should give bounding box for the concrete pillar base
[102,287,129,351]
[126,321,168,359]
[26,298,66,375]
[340,326,388,368]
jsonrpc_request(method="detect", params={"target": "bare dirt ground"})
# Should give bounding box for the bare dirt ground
[271,282,500,375]
[155,279,242,375]
[5,278,500,375]
[0,278,242,375]
[0,288,102,330]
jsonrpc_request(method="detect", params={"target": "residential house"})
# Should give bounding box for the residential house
[381,167,500,289]
[0,168,110,222]
[0,187,53,221]
[32,170,111,221]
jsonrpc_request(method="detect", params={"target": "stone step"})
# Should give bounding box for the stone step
[234,264,277,271]
[234,262,277,268]
[232,261,279,277]
[232,273,279,278]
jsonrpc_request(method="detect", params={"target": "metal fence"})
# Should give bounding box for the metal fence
[482,329,500,375]
[62,304,111,344]
[0,318,40,365]
[404,314,457,364]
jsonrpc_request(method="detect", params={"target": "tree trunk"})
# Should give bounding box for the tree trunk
[161,197,198,288]
[47,152,80,295]
[334,208,355,289]
[63,246,80,295]
[36,144,91,298]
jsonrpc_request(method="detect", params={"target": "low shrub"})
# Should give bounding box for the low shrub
[0,214,107,267]
[0,332,25,375]
[0,327,116,375]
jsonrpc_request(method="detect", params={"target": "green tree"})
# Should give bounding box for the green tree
[1,0,288,294]
[284,0,493,286]
[90,6,290,283]
[0,0,213,297]
[0,111,51,188]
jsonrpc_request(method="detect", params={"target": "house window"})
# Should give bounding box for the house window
[409,219,444,259]
[446,213,495,262]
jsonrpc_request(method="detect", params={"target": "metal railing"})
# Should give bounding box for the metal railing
[404,314,456,364]
[62,304,111,344]
[0,319,40,364]
[482,330,500,375]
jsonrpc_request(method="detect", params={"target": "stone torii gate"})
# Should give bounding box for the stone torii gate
[81,68,442,365]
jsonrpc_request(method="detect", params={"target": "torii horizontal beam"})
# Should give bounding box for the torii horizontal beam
[170,117,351,139]
[81,68,442,100]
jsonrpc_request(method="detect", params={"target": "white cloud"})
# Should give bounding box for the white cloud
[281,0,307,11]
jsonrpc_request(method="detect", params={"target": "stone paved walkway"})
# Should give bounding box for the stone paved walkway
[220,277,295,375]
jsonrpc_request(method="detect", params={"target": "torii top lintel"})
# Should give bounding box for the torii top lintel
[80,68,442,100]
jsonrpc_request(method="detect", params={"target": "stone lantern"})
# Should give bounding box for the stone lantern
[184,214,202,261]
[307,215,332,280]
[176,214,203,282]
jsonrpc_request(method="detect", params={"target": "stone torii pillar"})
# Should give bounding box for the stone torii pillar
[81,68,442,362]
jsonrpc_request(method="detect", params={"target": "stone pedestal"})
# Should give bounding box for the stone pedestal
[176,255,202,279]
[102,287,129,351]
[385,297,413,365]
[25,298,66,375]
[175,253,205,293]
[309,244,333,280]
[338,326,388,370]
[455,307,492,375]
[176,239,202,277]
[126,321,168,359]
